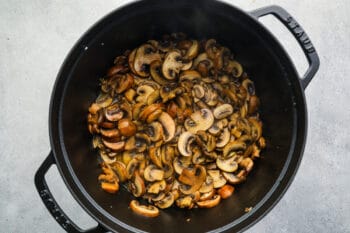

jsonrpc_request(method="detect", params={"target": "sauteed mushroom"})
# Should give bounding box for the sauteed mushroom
[87,34,264,216]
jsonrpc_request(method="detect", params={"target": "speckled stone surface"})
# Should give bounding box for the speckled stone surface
[0,0,349,232]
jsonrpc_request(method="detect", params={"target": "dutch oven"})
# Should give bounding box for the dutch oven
[34,0,320,232]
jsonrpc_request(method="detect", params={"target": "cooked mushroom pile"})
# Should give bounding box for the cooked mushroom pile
[87,33,266,218]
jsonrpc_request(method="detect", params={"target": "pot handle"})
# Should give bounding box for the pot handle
[251,5,320,89]
[35,152,107,233]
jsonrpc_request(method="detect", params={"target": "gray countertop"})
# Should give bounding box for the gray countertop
[1,0,349,232]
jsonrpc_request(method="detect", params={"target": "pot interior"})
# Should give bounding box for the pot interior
[56,1,304,232]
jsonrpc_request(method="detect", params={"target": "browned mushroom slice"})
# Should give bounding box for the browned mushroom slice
[173,156,191,175]
[128,49,138,75]
[179,165,206,195]
[223,141,246,157]
[179,70,201,82]
[126,158,140,178]
[176,195,194,209]
[109,161,128,182]
[102,140,125,152]
[162,50,192,80]
[115,73,134,94]
[184,109,214,134]
[248,95,260,115]
[197,195,221,208]
[216,156,239,173]
[160,84,183,102]
[139,103,163,121]
[149,146,163,168]
[147,180,166,194]
[213,104,233,119]
[101,182,119,194]
[239,157,254,173]
[99,151,117,164]
[129,171,146,197]
[192,84,205,99]
[158,112,176,142]
[144,164,164,182]
[225,60,243,77]
[192,146,205,165]
[199,176,214,193]
[136,85,155,103]
[218,184,235,199]
[222,171,246,185]
[129,200,159,217]
[155,192,175,209]
[199,189,215,201]
[150,60,169,85]
[133,44,161,77]
[100,128,120,139]
[195,130,216,153]
[104,105,124,122]
[242,79,255,96]
[145,122,163,142]
[207,170,227,188]
[249,118,262,140]
[178,131,195,157]
[216,128,230,148]
[118,118,137,137]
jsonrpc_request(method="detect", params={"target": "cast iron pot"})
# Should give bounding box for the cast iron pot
[35,0,319,232]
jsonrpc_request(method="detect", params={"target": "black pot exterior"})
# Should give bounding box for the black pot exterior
[36,0,319,232]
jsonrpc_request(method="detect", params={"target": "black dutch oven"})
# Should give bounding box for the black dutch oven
[35,0,319,232]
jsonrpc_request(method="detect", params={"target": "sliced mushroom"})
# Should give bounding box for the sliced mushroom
[100,128,120,139]
[128,49,138,74]
[162,50,192,80]
[149,146,163,168]
[129,171,146,197]
[248,95,260,115]
[139,103,163,121]
[184,109,214,134]
[129,200,159,217]
[109,161,128,182]
[218,184,234,199]
[197,195,221,208]
[184,40,199,59]
[223,141,246,157]
[249,118,262,140]
[160,84,183,102]
[193,52,213,69]
[158,112,175,142]
[225,60,243,77]
[179,165,206,195]
[115,73,134,94]
[239,157,254,173]
[199,176,214,193]
[222,171,246,185]
[118,119,137,137]
[192,84,205,99]
[104,105,124,122]
[147,180,166,194]
[173,156,191,175]
[126,158,141,178]
[179,70,201,82]
[178,131,195,157]
[216,128,230,148]
[145,122,163,142]
[144,164,164,182]
[155,192,175,209]
[192,146,205,165]
[213,104,233,119]
[176,195,194,209]
[102,140,125,152]
[150,60,169,85]
[101,182,119,194]
[216,156,238,173]
[208,170,227,188]
[133,44,161,77]
[136,85,155,103]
